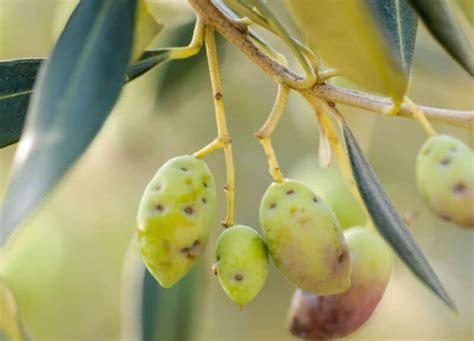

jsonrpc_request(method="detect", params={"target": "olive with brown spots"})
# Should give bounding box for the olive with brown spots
[288,227,393,340]
[259,179,351,295]
[215,225,269,306]
[137,155,217,288]
[416,135,474,228]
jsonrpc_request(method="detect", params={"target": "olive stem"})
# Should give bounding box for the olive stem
[304,95,374,228]
[187,0,474,130]
[204,26,235,228]
[252,0,317,89]
[255,84,289,183]
[167,19,205,60]
[317,69,342,84]
[404,97,438,137]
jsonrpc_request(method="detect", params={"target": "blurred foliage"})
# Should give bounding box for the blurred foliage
[0,0,473,340]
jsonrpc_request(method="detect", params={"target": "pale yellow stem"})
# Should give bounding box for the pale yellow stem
[256,84,290,183]
[405,97,438,137]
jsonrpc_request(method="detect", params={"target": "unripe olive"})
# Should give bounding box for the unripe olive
[289,157,367,229]
[416,135,474,228]
[215,225,269,306]
[288,226,392,339]
[137,155,217,288]
[259,179,351,295]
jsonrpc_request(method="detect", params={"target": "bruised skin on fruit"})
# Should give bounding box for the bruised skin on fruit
[137,155,217,288]
[288,227,393,340]
[416,135,474,228]
[215,225,269,306]
[260,179,351,295]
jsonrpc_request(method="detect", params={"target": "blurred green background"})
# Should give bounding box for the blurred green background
[0,1,473,340]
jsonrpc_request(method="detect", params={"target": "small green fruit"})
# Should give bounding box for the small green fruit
[260,179,351,295]
[288,226,392,339]
[289,157,367,229]
[137,155,217,288]
[416,135,474,228]
[215,225,269,306]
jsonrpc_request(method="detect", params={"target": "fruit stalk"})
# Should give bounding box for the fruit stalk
[202,26,235,228]
[255,84,289,183]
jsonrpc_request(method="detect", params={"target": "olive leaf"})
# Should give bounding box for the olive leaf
[0,52,169,150]
[341,121,456,311]
[408,0,474,75]
[0,0,137,246]
[368,0,418,73]
[456,0,474,24]
[121,240,200,341]
[285,0,416,103]
[0,58,41,148]
[132,0,163,61]
[0,276,30,341]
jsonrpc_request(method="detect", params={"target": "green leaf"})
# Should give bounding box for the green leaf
[456,0,474,24]
[0,276,29,341]
[368,0,418,73]
[0,53,169,150]
[408,0,474,75]
[286,0,410,103]
[121,240,200,341]
[341,121,456,311]
[0,59,41,148]
[132,0,163,61]
[0,0,137,246]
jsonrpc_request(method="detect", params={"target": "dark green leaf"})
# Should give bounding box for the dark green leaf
[408,0,474,75]
[0,53,169,150]
[141,266,199,341]
[341,121,456,311]
[368,0,418,73]
[0,59,41,148]
[0,0,137,245]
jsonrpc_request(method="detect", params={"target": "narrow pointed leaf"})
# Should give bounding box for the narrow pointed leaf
[0,59,41,148]
[285,0,410,103]
[0,0,137,246]
[0,52,169,150]
[341,121,456,311]
[369,0,418,73]
[408,0,474,75]
[132,0,163,61]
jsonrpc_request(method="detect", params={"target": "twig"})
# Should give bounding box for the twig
[188,0,474,130]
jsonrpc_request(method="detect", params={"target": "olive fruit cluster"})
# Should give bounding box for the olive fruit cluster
[416,135,473,228]
[288,227,393,340]
[136,154,394,339]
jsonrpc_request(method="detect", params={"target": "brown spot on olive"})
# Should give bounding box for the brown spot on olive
[216,254,221,261]
[202,197,207,204]
[234,273,243,281]
[439,158,450,166]
[184,206,194,215]
[203,182,208,188]
[156,204,164,212]
[155,185,162,191]
[181,240,202,259]
[270,203,277,209]
[439,213,452,221]
[180,167,188,172]
[214,92,222,100]
[453,182,467,194]
[287,189,295,195]
[313,197,318,203]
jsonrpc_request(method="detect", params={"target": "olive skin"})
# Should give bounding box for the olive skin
[137,155,217,288]
[416,135,474,228]
[288,226,392,340]
[215,225,269,306]
[260,179,351,295]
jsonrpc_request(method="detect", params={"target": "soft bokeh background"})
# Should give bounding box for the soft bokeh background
[0,1,473,340]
